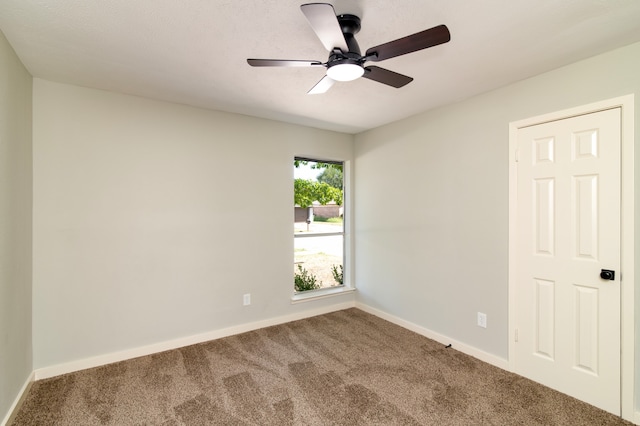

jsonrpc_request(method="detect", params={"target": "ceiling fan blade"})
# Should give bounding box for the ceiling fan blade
[300,3,349,52]
[362,66,413,88]
[365,25,450,62]
[247,59,323,67]
[308,75,335,94]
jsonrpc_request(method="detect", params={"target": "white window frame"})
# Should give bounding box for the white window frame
[291,158,354,303]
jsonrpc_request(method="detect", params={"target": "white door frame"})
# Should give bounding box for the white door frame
[508,95,635,422]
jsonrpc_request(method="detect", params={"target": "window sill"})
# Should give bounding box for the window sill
[291,286,356,304]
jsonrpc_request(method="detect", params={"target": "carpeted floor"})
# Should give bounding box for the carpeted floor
[10,308,631,425]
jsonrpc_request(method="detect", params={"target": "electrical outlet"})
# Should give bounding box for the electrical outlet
[477,312,487,328]
[243,294,251,306]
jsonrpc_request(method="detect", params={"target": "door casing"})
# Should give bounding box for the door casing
[508,95,635,422]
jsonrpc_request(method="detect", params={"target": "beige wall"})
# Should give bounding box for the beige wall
[32,79,354,369]
[0,30,33,421]
[354,41,640,411]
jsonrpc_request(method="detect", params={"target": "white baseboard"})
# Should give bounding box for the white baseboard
[1,370,35,426]
[633,410,640,425]
[35,301,356,380]
[356,302,510,371]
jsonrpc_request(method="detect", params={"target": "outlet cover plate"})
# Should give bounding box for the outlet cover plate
[477,312,487,328]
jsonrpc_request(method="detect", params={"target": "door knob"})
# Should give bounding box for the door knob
[600,269,615,280]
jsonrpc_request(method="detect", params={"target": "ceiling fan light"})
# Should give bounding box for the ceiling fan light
[326,63,364,82]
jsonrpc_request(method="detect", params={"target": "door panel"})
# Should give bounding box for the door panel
[535,178,555,255]
[534,278,555,360]
[514,108,621,414]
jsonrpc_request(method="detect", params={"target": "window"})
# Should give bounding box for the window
[293,157,344,293]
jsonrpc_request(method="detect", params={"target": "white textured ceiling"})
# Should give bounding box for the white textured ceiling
[1,1,640,134]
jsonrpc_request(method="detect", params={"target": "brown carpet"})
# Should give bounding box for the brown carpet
[11,308,631,425]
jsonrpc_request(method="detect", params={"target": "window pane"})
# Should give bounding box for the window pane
[294,235,343,290]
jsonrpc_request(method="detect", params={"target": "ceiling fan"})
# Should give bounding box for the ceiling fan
[247,3,450,94]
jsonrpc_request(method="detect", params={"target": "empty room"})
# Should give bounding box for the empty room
[1,1,640,424]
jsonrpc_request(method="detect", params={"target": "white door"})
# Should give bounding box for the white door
[513,108,621,414]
